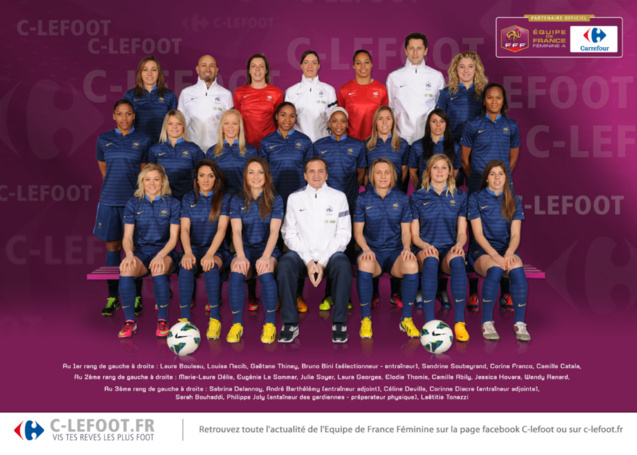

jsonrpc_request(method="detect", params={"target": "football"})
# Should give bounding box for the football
[167,321,201,356]
[420,320,453,354]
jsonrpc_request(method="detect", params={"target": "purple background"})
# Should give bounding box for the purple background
[2,0,636,412]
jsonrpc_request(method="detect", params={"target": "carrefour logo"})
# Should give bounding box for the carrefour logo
[570,26,618,53]
[14,420,45,440]
[583,28,606,43]
[500,25,529,53]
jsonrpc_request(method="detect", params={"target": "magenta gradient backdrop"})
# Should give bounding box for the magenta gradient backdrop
[2,1,636,412]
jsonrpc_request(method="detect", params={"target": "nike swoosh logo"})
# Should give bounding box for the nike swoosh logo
[450,97,458,100]
[158,153,165,156]
[137,212,142,215]
[232,310,242,314]
[423,202,431,206]
[483,299,492,303]
[424,300,432,303]
[160,305,168,309]
[105,143,112,146]
[481,206,488,209]
[399,85,407,88]
[478,129,485,133]
[321,150,328,154]
[270,145,276,149]
[360,303,369,306]
[348,92,356,95]
[191,204,196,207]
[267,309,276,313]
[300,209,306,211]
[455,299,464,303]
[175,334,189,338]
[518,303,526,307]
[366,206,373,210]
[432,331,445,336]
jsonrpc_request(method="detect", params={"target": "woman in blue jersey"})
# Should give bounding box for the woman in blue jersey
[408,109,461,192]
[178,159,232,338]
[437,51,488,144]
[364,106,410,309]
[410,154,469,342]
[461,83,520,312]
[354,158,418,339]
[468,160,529,342]
[95,99,151,317]
[206,109,257,197]
[227,157,283,344]
[259,102,313,313]
[118,164,181,339]
[365,106,409,188]
[149,110,205,200]
[259,102,313,207]
[123,56,177,143]
[313,106,366,310]
[207,109,260,311]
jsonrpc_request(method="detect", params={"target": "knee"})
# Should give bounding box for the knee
[357,258,375,274]
[106,241,122,252]
[403,259,418,275]
[331,254,352,277]
[422,257,439,272]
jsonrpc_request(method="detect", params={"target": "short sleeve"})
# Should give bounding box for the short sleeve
[123,198,137,224]
[353,193,366,223]
[271,194,284,220]
[229,195,243,219]
[467,193,480,220]
[220,194,232,217]
[400,194,412,223]
[408,140,422,168]
[180,194,192,219]
[513,195,524,220]
[510,120,521,148]
[169,198,181,224]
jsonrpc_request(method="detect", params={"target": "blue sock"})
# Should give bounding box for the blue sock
[421,257,439,322]
[481,266,504,324]
[259,272,277,324]
[357,270,373,319]
[106,250,121,298]
[153,275,171,320]
[449,257,467,323]
[401,273,419,319]
[204,265,221,321]
[119,276,136,321]
[178,267,195,320]
[228,272,246,324]
[508,267,528,323]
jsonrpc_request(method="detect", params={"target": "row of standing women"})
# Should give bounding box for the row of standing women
[95,44,529,344]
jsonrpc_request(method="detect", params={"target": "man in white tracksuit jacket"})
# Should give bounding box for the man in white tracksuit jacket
[277,156,352,343]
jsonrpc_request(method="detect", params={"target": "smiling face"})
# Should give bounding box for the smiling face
[405,38,427,66]
[457,57,476,86]
[375,109,393,137]
[353,52,372,80]
[304,160,328,190]
[197,165,215,194]
[429,158,450,186]
[141,60,159,89]
[372,162,393,190]
[113,103,135,132]
[429,113,446,140]
[301,53,320,79]
[486,165,506,192]
[484,86,504,117]
[222,113,240,142]
[246,161,265,191]
[143,170,163,198]
[329,112,348,139]
[276,105,297,133]
[249,57,267,85]
[166,115,184,141]
[196,55,218,84]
